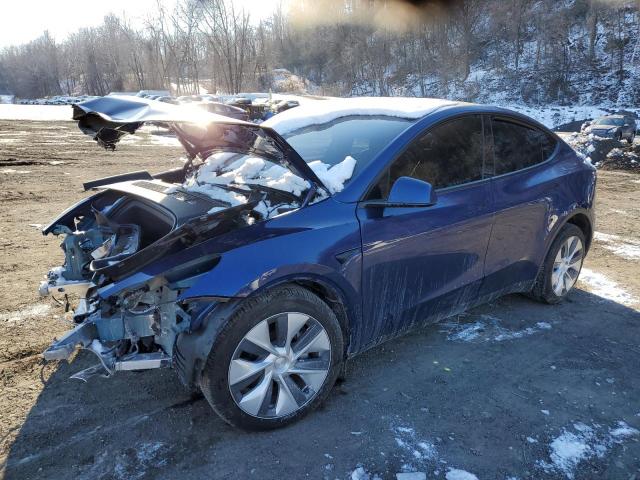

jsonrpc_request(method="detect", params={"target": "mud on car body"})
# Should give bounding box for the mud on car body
[39,96,596,429]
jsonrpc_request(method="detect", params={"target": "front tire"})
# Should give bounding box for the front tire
[627,133,635,144]
[199,285,344,430]
[530,224,586,304]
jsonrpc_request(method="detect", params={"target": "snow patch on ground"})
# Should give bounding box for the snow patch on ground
[1,169,32,174]
[442,315,552,343]
[396,473,427,480]
[109,442,168,480]
[606,146,640,167]
[0,304,51,323]
[504,104,610,129]
[119,129,182,147]
[538,421,639,479]
[609,421,640,439]
[593,231,640,260]
[0,104,72,121]
[445,469,479,480]
[392,425,438,463]
[578,267,637,305]
[350,465,381,480]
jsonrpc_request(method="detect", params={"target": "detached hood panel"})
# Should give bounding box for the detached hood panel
[72,96,326,191]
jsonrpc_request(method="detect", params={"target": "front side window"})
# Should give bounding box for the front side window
[491,118,557,175]
[369,115,485,199]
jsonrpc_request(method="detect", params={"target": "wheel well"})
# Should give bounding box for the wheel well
[566,213,592,251]
[289,280,350,357]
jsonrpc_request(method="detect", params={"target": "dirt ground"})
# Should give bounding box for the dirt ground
[0,121,639,480]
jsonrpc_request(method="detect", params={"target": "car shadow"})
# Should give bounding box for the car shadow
[2,289,639,480]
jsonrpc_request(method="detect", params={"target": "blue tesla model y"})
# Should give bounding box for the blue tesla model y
[38,96,596,429]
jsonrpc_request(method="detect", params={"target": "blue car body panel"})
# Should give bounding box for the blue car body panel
[480,142,596,299]
[172,199,363,347]
[355,180,493,352]
[97,104,595,358]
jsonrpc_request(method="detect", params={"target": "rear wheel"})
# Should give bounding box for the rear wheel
[199,285,343,430]
[530,224,586,304]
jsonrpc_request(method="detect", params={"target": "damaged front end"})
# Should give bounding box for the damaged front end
[38,95,327,381]
[40,185,258,381]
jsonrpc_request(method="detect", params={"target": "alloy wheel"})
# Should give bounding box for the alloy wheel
[551,235,584,297]
[228,312,331,418]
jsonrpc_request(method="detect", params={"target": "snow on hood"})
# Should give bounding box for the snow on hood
[263,96,459,135]
[179,151,357,218]
[186,151,356,196]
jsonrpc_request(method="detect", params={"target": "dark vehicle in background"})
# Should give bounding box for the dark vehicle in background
[228,97,252,108]
[585,115,636,143]
[274,99,300,114]
[157,96,179,105]
[196,101,249,121]
[201,94,221,102]
[38,96,595,430]
[226,96,263,120]
[177,95,203,103]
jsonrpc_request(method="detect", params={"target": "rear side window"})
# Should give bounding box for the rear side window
[369,115,484,199]
[491,119,557,175]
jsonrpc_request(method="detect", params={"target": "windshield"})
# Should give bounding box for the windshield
[594,117,624,126]
[185,115,414,199]
[283,115,414,185]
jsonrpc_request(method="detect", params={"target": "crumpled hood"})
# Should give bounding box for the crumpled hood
[72,95,327,192]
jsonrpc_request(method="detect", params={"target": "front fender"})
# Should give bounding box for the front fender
[178,241,362,319]
[180,198,362,303]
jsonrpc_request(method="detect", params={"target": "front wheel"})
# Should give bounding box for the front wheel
[627,133,635,144]
[530,224,586,304]
[199,285,344,430]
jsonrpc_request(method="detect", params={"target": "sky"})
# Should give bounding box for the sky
[0,0,284,48]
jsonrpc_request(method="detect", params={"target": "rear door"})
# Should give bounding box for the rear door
[480,115,559,298]
[356,115,494,349]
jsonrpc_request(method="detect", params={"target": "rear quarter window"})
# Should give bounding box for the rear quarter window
[491,118,557,175]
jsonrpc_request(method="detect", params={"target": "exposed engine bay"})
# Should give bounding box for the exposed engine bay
[39,175,283,380]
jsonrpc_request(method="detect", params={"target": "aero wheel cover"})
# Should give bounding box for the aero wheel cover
[551,235,584,297]
[228,312,331,419]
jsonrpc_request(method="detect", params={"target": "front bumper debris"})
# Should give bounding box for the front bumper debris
[43,315,171,380]
[43,321,98,361]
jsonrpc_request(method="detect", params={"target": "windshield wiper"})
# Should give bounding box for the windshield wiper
[228,182,301,204]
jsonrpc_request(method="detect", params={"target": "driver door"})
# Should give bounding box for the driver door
[355,115,494,350]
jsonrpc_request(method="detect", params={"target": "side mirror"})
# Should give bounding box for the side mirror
[365,176,437,208]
